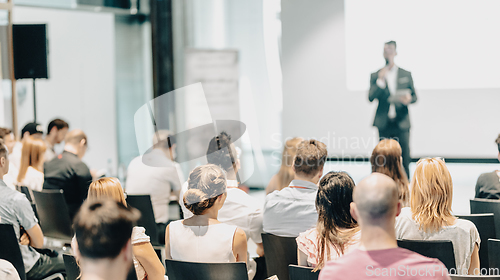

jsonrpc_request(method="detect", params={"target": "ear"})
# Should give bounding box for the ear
[79,139,86,147]
[350,202,359,222]
[395,201,402,217]
[121,240,133,262]
[0,157,4,167]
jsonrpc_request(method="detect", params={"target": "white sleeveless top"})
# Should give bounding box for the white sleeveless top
[169,220,237,262]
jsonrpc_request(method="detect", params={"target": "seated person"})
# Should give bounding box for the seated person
[263,139,327,237]
[0,128,19,189]
[296,171,360,270]
[44,119,69,162]
[10,123,44,169]
[72,199,140,280]
[319,173,450,280]
[126,130,184,244]
[16,136,46,191]
[166,164,247,265]
[395,158,480,275]
[371,139,410,206]
[0,141,66,280]
[43,129,92,219]
[266,137,303,195]
[87,177,165,280]
[475,134,500,199]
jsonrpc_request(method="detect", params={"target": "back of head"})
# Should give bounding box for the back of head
[354,173,399,224]
[496,134,500,154]
[206,131,237,173]
[293,139,328,177]
[73,199,140,259]
[0,127,11,140]
[183,164,227,215]
[88,177,127,207]
[18,136,47,182]
[410,158,453,232]
[21,123,43,139]
[0,140,7,162]
[47,119,69,134]
[65,129,87,146]
[276,137,303,189]
[370,139,409,205]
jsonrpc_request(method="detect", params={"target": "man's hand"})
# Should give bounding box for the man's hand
[19,232,30,246]
[399,93,412,105]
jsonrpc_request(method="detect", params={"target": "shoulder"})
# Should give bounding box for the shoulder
[478,172,496,181]
[131,226,150,244]
[455,218,479,235]
[398,67,411,75]
[397,207,413,221]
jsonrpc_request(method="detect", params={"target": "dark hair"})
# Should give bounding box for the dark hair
[496,134,500,153]
[0,140,7,159]
[183,164,227,215]
[385,40,397,49]
[73,199,140,259]
[314,171,358,270]
[0,127,12,139]
[47,119,69,134]
[293,139,328,176]
[206,131,237,173]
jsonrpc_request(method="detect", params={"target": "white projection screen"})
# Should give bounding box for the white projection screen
[282,0,500,159]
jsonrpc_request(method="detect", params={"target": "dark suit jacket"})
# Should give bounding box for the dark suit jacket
[368,67,417,130]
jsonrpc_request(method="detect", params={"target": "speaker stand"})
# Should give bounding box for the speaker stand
[33,78,37,123]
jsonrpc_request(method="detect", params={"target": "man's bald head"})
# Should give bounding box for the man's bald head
[65,129,87,146]
[353,173,399,223]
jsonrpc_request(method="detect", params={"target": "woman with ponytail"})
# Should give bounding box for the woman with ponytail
[166,164,248,264]
[296,171,360,270]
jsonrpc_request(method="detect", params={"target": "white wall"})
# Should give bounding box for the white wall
[282,0,500,159]
[13,7,117,172]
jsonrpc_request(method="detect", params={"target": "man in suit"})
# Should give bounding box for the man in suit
[369,41,417,178]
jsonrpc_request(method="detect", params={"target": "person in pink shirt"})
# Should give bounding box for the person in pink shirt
[319,173,450,280]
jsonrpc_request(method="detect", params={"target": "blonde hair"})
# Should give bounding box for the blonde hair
[184,164,227,215]
[275,137,303,191]
[410,158,454,233]
[88,177,127,207]
[17,136,46,183]
[370,139,410,206]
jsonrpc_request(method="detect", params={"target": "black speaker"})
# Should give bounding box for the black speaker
[13,24,49,80]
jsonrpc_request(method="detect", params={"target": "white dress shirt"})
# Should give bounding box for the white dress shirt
[376,65,399,119]
[262,179,319,237]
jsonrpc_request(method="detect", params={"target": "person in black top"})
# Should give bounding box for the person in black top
[43,129,92,219]
[475,134,500,199]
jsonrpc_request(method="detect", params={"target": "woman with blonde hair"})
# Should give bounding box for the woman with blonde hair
[87,177,165,280]
[17,136,46,191]
[395,158,480,275]
[370,139,409,206]
[266,137,303,194]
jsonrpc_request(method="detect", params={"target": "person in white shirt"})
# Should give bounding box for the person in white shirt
[10,123,44,170]
[263,139,328,237]
[44,119,69,162]
[126,130,184,244]
[16,136,46,191]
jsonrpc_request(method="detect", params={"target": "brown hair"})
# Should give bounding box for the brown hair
[183,164,226,215]
[0,140,6,159]
[293,139,328,177]
[17,136,46,183]
[410,158,454,233]
[275,137,303,191]
[370,139,410,206]
[88,177,127,207]
[496,134,500,153]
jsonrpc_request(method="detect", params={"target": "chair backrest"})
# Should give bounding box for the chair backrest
[457,213,495,269]
[165,259,247,280]
[261,233,298,280]
[450,275,500,279]
[397,239,456,270]
[0,224,27,280]
[125,195,159,245]
[488,239,500,271]
[470,199,500,239]
[32,190,73,240]
[63,254,138,280]
[289,265,320,280]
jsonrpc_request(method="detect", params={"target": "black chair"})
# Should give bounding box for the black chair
[0,224,27,280]
[450,276,500,279]
[63,254,138,280]
[397,239,456,270]
[457,213,495,269]
[488,239,500,270]
[32,190,73,241]
[261,233,298,280]
[289,265,320,280]
[165,259,247,280]
[126,195,159,246]
[470,199,500,239]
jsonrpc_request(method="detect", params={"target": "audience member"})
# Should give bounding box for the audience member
[296,171,360,270]
[126,130,184,244]
[371,139,410,206]
[72,199,140,280]
[0,128,19,189]
[263,139,327,237]
[17,137,46,191]
[87,177,165,280]
[266,137,303,195]
[44,119,69,162]
[0,141,66,280]
[319,173,450,280]
[475,134,500,199]
[395,158,480,275]
[43,129,92,219]
[10,123,44,169]
[166,164,247,265]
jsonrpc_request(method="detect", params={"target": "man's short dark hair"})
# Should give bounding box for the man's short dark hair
[496,134,500,153]
[206,131,237,173]
[47,119,69,134]
[293,139,328,176]
[73,199,140,259]
[385,40,397,49]
[0,127,12,140]
[0,140,7,159]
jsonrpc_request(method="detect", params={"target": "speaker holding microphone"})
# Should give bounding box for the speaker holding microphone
[13,24,49,80]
